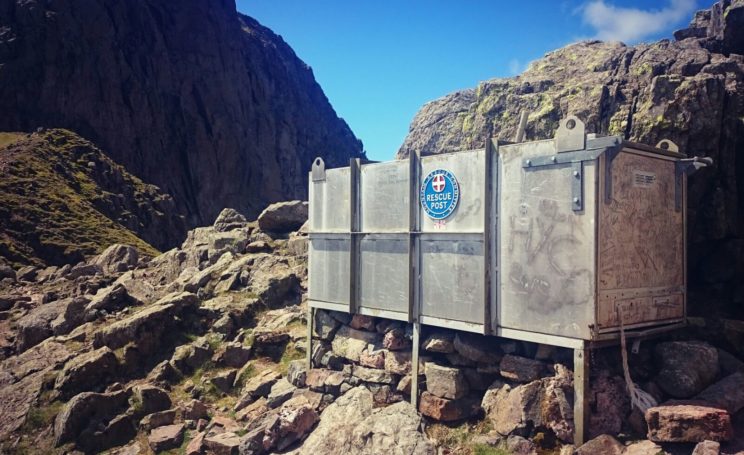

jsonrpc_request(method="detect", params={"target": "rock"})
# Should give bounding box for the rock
[499,354,546,382]
[266,378,297,408]
[93,292,198,350]
[182,399,209,420]
[453,333,501,363]
[84,284,139,321]
[140,409,176,430]
[695,371,744,414]
[235,370,282,411]
[213,208,249,232]
[54,390,131,448]
[147,360,183,384]
[422,331,455,353]
[482,365,574,443]
[306,368,334,392]
[211,369,238,393]
[289,386,435,454]
[352,365,398,384]
[246,240,271,253]
[313,310,341,340]
[67,262,102,279]
[623,440,667,455]
[589,374,629,439]
[0,264,16,281]
[55,347,119,399]
[236,397,269,422]
[655,341,719,398]
[505,435,538,455]
[424,363,469,399]
[717,348,744,375]
[17,299,70,351]
[331,325,381,362]
[645,404,732,442]
[257,201,308,233]
[94,244,139,274]
[287,360,307,388]
[692,440,721,455]
[349,314,376,331]
[575,434,624,455]
[359,347,386,369]
[131,384,172,417]
[263,402,319,451]
[172,338,214,374]
[148,423,185,452]
[186,431,206,455]
[418,392,479,422]
[204,431,241,455]
[384,350,426,375]
[383,328,410,351]
[213,342,252,368]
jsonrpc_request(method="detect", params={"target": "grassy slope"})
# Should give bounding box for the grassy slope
[0,129,160,267]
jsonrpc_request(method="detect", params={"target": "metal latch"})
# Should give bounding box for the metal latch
[675,156,713,211]
[311,157,326,182]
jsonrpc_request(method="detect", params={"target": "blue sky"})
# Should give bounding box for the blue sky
[237,0,704,161]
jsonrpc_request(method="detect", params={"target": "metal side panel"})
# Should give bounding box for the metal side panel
[360,161,410,232]
[420,234,484,324]
[358,234,409,314]
[310,167,351,232]
[308,235,350,309]
[596,149,685,329]
[420,149,486,233]
[498,140,597,340]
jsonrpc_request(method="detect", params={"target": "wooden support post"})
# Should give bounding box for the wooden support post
[306,307,314,370]
[573,344,589,446]
[410,321,421,408]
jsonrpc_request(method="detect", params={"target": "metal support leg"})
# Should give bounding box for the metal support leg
[410,321,421,407]
[573,344,589,446]
[306,307,314,370]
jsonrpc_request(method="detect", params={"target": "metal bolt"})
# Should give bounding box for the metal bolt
[551,156,557,162]
[525,159,531,166]
[573,197,580,203]
[573,170,580,177]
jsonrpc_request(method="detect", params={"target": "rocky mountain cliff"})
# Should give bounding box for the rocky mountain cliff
[0,0,364,230]
[399,0,744,319]
[0,129,185,267]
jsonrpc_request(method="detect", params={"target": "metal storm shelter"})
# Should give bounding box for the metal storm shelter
[306,115,710,443]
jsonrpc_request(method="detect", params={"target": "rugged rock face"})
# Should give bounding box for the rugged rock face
[0,0,364,227]
[398,0,744,319]
[0,129,185,266]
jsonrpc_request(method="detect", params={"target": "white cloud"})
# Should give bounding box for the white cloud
[581,0,697,43]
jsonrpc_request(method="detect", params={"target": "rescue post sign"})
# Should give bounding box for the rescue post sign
[420,169,460,220]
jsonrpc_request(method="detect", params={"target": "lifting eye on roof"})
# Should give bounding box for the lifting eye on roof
[311,157,325,182]
[656,139,679,153]
[554,115,586,153]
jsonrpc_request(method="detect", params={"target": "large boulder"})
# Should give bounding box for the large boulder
[654,341,719,398]
[93,244,139,275]
[288,386,435,454]
[54,390,133,451]
[695,371,744,414]
[55,347,119,399]
[84,283,140,321]
[331,325,382,362]
[16,299,73,351]
[481,365,574,442]
[93,292,198,349]
[257,201,308,233]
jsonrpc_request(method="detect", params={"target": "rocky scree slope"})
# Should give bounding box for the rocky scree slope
[1,204,744,454]
[0,129,185,268]
[399,0,744,319]
[0,0,364,229]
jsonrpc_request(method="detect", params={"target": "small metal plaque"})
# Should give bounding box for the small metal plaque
[632,170,656,188]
